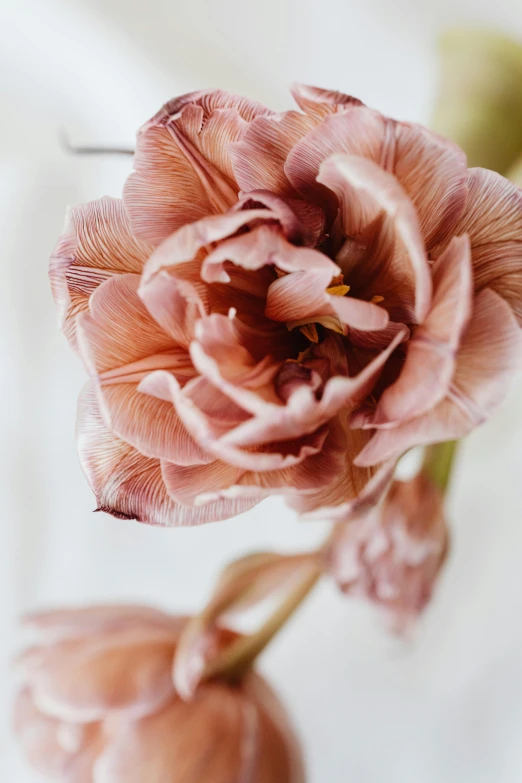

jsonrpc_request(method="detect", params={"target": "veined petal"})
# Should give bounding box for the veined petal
[370,235,473,426]
[49,198,152,350]
[454,167,522,325]
[77,386,257,525]
[285,109,468,254]
[124,90,272,245]
[355,289,522,464]
[318,154,432,323]
[290,83,363,118]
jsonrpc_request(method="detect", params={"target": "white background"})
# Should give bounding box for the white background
[2,0,522,780]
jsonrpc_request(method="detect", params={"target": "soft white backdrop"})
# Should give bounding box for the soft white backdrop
[2,0,522,780]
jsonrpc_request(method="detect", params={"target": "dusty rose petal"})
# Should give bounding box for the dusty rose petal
[24,629,178,723]
[124,90,272,244]
[140,208,279,287]
[93,686,246,783]
[76,275,210,464]
[265,266,389,332]
[370,235,473,426]
[318,154,432,323]
[21,606,183,646]
[162,427,343,506]
[202,223,339,283]
[290,82,363,118]
[77,385,258,525]
[454,167,522,324]
[139,262,209,349]
[13,689,101,783]
[287,419,387,515]
[355,288,522,464]
[230,110,319,196]
[285,110,468,253]
[214,325,407,450]
[49,197,152,350]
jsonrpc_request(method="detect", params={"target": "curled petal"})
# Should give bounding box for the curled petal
[21,629,178,723]
[202,224,339,284]
[318,154,432,323]
[355,289,522,464]
[285,109,468,254]
[77,385,258,525]
[124,90,272,244]
[369,235,473,427]
[455,167,522,324]
[49,197,151,350]
[290,82,363,117]
[13,689,102,782]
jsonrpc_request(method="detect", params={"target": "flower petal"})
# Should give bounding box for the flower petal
[355,288,522,464]
[49,197,152,350]
[318,154,432,323]
[77,385,257,525]
[454,167,522,325]
[13,689,101,783]
[21,606,182,645]
[290,83,363,118]
[93,686,246,783]
[25,630,178,723]
[124,90,272,244]
[76,275,209,464]
[370,235,473,426]
[285,109,468,254]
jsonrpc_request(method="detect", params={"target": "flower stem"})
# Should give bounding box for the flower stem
[205,560,323,682]
[422,440,458,494]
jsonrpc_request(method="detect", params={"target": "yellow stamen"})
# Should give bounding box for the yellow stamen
[326,284,350,297]
[299,323,319,343]
[370,295,385,304]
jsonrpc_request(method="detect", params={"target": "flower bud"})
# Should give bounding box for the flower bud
[329,474,448,627]
[13,605,304,782]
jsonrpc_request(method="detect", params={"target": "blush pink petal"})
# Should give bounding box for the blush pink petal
[214,326,407,450]
[140,208,279,287]
[162,428,343,506]
[76,275,209,465]
[369,235,473,427]
[290,82,363,117]
[285,109,468,254]
[454,167,522,325]
[21,629,179,723]
[123,90,272,244]
[265,267,389,332]
[287,419,385,515]
[49,197,152,350]
[21,606,183,645]
[201,223,340,284]
[139,370,327,473]
[230,111,319,197]
[77,385,257,524]
[355,289,522,465]
[14,689,102,783]
[317,154,432,323]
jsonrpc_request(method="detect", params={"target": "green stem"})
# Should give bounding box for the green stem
[205,562,322,682]
[422,440,458,494]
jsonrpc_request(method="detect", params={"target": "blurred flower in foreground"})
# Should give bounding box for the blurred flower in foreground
[329,474,448,626]
[433,29,522,174]
[51,85,522,526]
[13,605,303,782]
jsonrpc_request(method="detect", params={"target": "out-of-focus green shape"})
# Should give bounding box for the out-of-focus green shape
[432,28,522,174]
[508,155,522,186]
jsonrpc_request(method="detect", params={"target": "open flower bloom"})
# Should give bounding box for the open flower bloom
[329,473,448,625]
[50,85,522,525]
[13,605,304,783]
